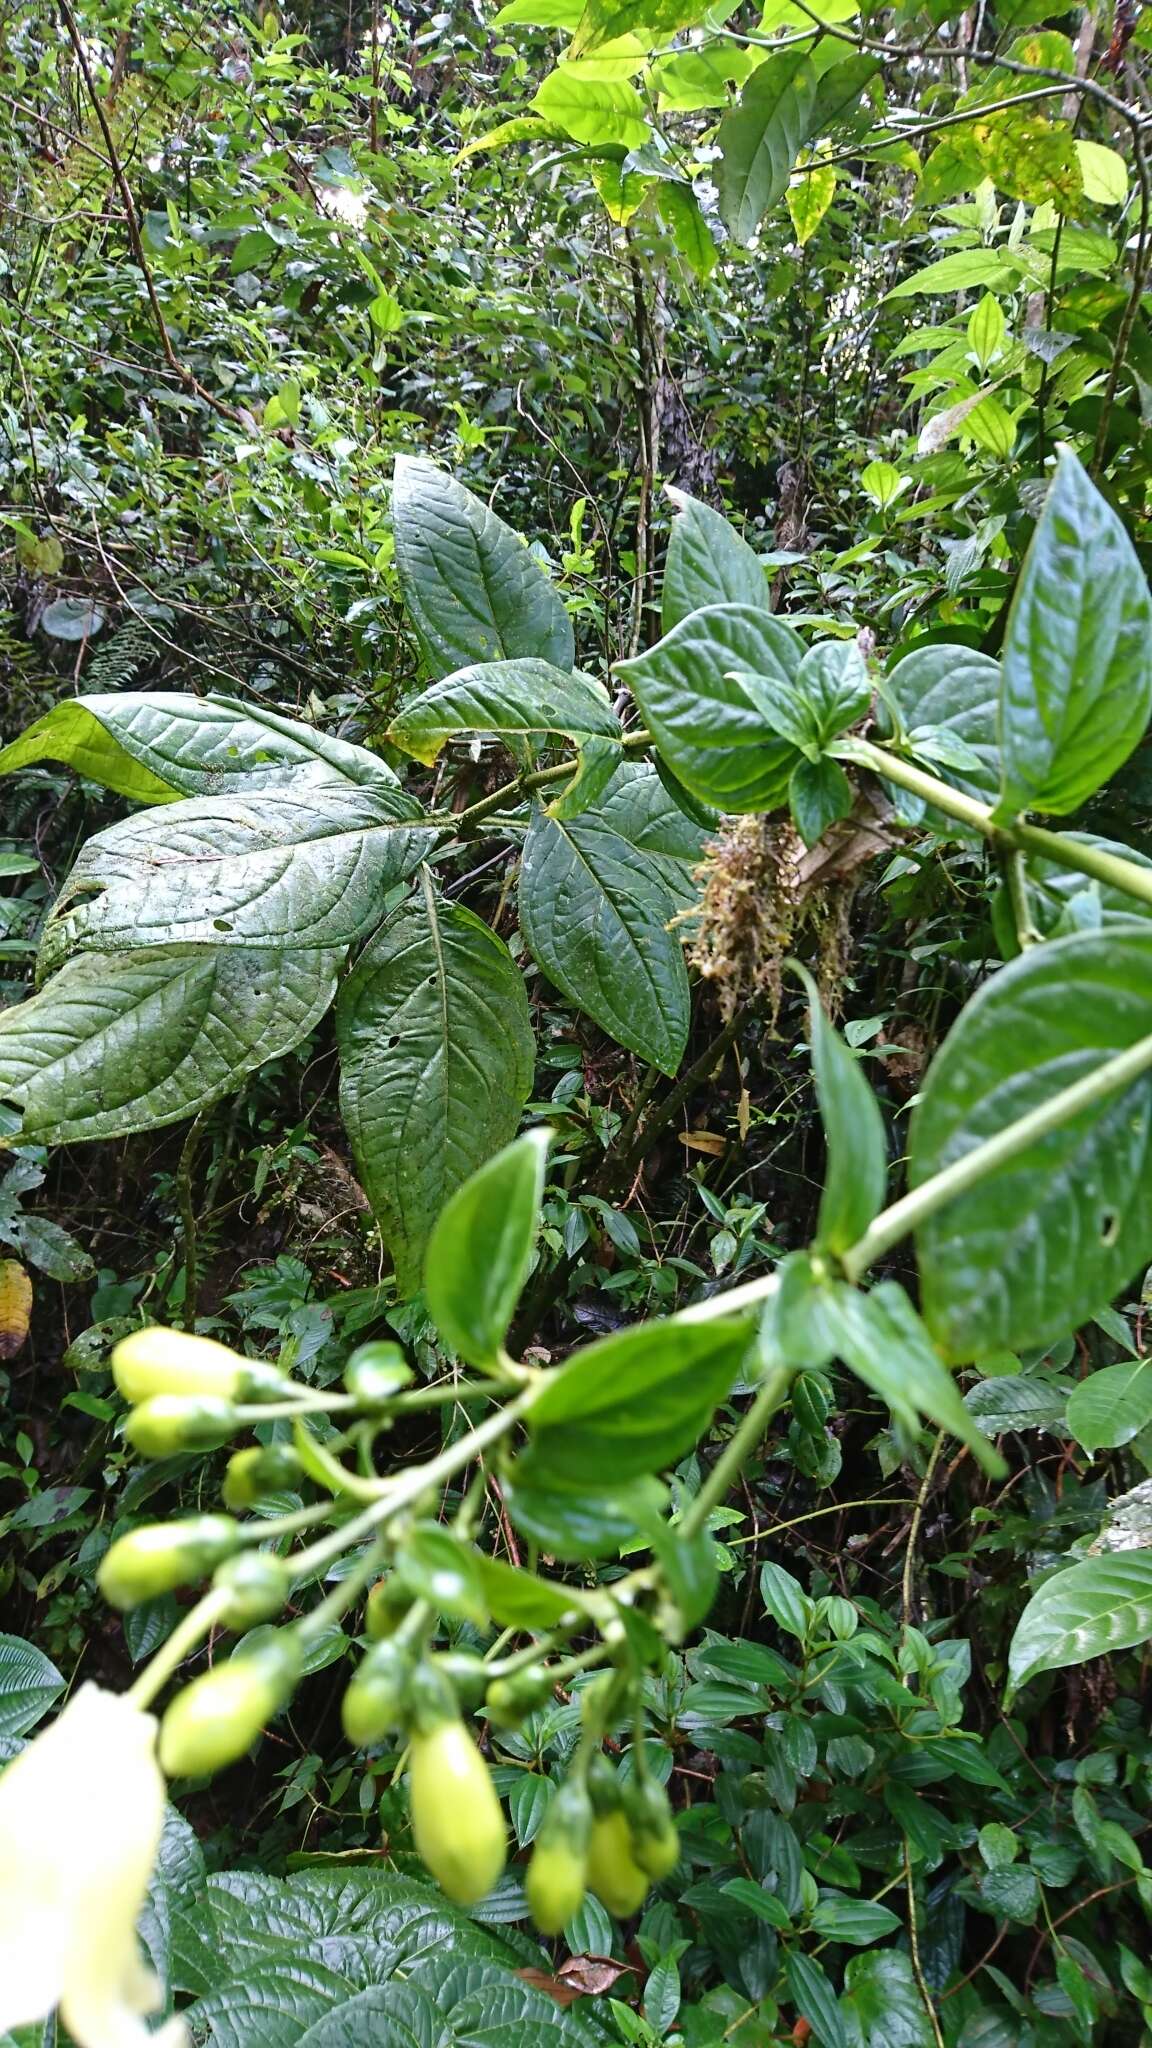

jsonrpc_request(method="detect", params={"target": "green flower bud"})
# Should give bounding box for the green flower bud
[408,1717,506,1905]
[98,1514,240,1611]
[342,1640,414,1747]
[343,1342,414,1404]
[158,1630,302,1778]
[485,1666,553,1730]
[587,1749,623,1816]
[586,1807,650,1920]
[526,1777,593,1936]
[221,1444,303,1510]
[407,1657,460,1736]
[365,1575,414,1640]
[623,1775,680,1879]
[125,1395,238,1458]
[213,1550,289,1628]
[430,1651,490,1713]
[113,1326,284,1405]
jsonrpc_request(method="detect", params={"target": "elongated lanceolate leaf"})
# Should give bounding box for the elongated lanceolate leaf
[0,946,340,1144]
[424,1129,551,1368]
[387,659,618,765]
[337,885,535,1296]
[0,693,401,804]
[662,488,770,631]
[518,807,690,1074]
[38,778,434,974]
[392,457,574,678]
[616,602,806,812]
[910,926,1152,1359]
[717,52,818,245]
[790,962,887,1255]
[1008,1554,1152,1694]
[597,761,709,910]
[998,450,1152,818]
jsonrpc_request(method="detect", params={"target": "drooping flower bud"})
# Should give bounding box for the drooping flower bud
[623,1773,680,1879]
[158,1630,302,1777]
[365,1574,414,1640]
[124,1395,238,1458]
[586,1807,650,1920]
[112,1326,282,1404]
[525,1775,593,1935]
[343,1342,413,1403]
[221,1443,302,1510]
[98,1515,239,1610]
[341,1639,414,1747]
[407,1713,506,1906]
[213,1550,289,1628]
[430,1650,490,1712]
[484,1664,553,1730]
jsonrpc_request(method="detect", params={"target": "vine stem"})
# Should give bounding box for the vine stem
[423,727,652,834]
[680,1365,794,1539]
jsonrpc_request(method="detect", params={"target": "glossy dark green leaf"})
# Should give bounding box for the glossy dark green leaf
[597,761,710,909]
[0,1632,64,1743]
[662,488,770,631]
[387,661,618,765]
[795,639,871,745]
[1008,1554,1152,1694]
[501,1474,667,1559]
[616,602,806,812]
[808,1897,901,1945]
[997,451,1152,818]
[392,456,574,679]
[822,1282,1003,1473]
[518,807,689,1074]
[397,1525,489,1624]
[717,53,819,246]
[425,1130,550,1370]
[521,1314,752,1486]
[338,886,535,1295]
[840,1950,934,2047]
[0,945,340,1146]
[790,963,887,1256]
[1065,1358,1152,1452]
[909,927,1152,1359]
[789,756,854,848]
[882,644,1001,810]
[548,736,624,820]
[786,1950,850,2048]
[997,833,1152,951]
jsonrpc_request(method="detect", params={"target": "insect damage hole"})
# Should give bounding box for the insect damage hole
[1100,1208,1120,1247]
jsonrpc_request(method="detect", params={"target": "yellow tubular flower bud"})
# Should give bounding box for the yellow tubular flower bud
[98,1516,239,1611]
[408,1718,506,1906]
[623,1775,680,1880]
[112,1327,247,1404]
[525,1777,592,1936]
[124,1396,238,1458]
[158,1632,302,1778]
[586,1808,650,1920]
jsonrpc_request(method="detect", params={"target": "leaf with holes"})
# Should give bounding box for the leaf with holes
[910,927,1152,1360]
[0,692,402,805]
[337,884,535,1295]
[1008,1554,1152,1694]
[518,807,689,1074]
[0,944,341,1145]
[387,660,618,765]
[392,458,574,680]
[661,488,770,631]
[616,602,806,812]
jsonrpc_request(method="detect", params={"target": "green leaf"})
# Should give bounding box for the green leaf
[0,944,340,1145]
[1066,1358,1152,1452]
[717,52,818,246]
[997,450,1152,819]
[759,1560,811,1638]
[964,1374,1072,1437]
[387,661,619,766]
[881,644,1001,808]
[823,1282,1005,1474]
[662,489,770,631]
[392,457,574,679]
[786,1950,850,2048]
[968,293,1006,369]
[1001,833,1152,946]
[531,66,649,148]
[39,779,432,974]
[788,152,837,245]
[1077,139,1128,206]
[474,1554,585,1629]
[12,1213,94,1282]
[0,1632,64,1745]
[570,0,715,58]
[0,692,402,805]
[616,602,806,812]
[397,1525,489,1624]
[518,807,690,1074]
[790,757,853,846]
[909,927,1152,1359]
[597,760,710,909]
[337,884,535,1296]
[809,1897,902,1945]
[840,1950,934,2047]
[657,183,718,279]
[502,1474,666,1559]
[424,1130,551,1370]
[885,248,1021,299]
[721,1878,792,1928]
[547,735,624,820]
[790,963,887,1255]
[1009,1554,1152,1692]
[520,1314,752,1486]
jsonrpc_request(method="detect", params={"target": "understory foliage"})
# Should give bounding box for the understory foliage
[5,0,1152,2044]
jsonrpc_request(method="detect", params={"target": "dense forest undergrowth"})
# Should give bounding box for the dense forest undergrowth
[5,1,1152,2044]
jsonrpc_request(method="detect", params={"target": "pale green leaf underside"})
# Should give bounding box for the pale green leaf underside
[337,889,535,1296]
[387,658,619,764]
[0,945,340,1145]
[0,692,401,805]
[392,456,574,679]
[1008,1554,1152,1692]
[518,806,690,1074]
[37,778,433,974]
[911,926,1152,1360]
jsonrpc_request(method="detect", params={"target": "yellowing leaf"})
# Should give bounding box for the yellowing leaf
[787,151,836,244]
[1077,139,1129,207]
[590,159,648,224]
[0,1260,33,1360]
[532,66,649,148]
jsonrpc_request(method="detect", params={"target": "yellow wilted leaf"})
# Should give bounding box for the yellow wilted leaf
[0,1260,33,1359]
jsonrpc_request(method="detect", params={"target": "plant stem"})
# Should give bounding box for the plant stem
[840,1025,1152,1283]
[424,728,652,835]
[681,1365,793,1538]
[127,1587,230,1711]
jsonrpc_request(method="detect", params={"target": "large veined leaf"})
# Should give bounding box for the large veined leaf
[38,779,434,975]
[518,806,690,1074]
[0,945,340,1144]
[661,488,771,631]
[387,659,619,765]
[997,450,1152,818]
[882,644,1001,807]
[597,760,709,911]
[910,927,1152,1359]
[531,66,650,148]
[392,457,574,679]
[337,883,534,1295]
[0,693,401,805]
[616,602,806,812]
[0,1632,64,1745]
[1004,833,1152,945]
[1008,1554,1152,1694]
[716,51,818,245]
[570,0,716,58]
[1065,1358,1152,1452]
